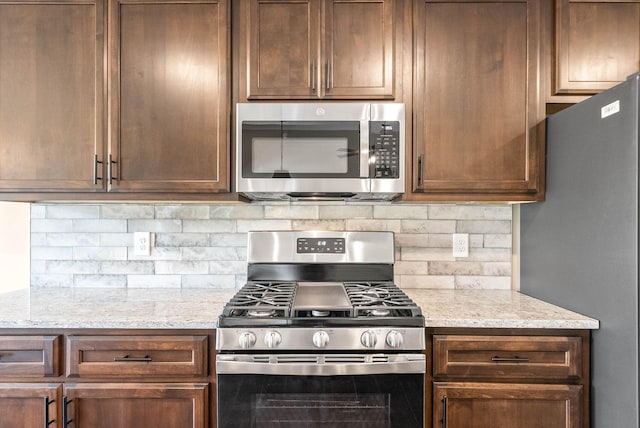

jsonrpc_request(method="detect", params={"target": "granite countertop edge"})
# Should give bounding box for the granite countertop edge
[0,288,600,330]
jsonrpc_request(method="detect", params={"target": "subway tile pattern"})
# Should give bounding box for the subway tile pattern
[31,203,513,290]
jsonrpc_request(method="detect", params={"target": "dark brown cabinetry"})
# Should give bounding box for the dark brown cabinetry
[237,0,396,100]
[0,0,105,193]
[0,0,231,200]
[551,0,640,99]
[0,331,215,428]
[108,0,230,193]
[411,0,545,202]
[0,335,62,428]
[428,330,590,428]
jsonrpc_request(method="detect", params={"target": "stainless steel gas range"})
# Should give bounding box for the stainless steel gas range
[216,231,425,428]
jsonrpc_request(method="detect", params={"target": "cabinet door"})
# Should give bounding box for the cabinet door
[412,0,544,202]
[322,0,394,98]
[108,0,230,193]
[554,0,640,95]
[0,0,105,192]
[0,384,61,428]
[433,382,583,428]
[245,0,321,99]
[64,383,208,428]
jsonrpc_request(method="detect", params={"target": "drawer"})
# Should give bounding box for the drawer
[0,335,60,377]
[66,335,208,378]
[433,335,582,381]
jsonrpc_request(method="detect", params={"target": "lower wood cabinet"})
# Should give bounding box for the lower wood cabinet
[433,382,582,428]
[0,383,61,428]
[0,331,216,428]
[428,329,590,428]
[64,383,208,428]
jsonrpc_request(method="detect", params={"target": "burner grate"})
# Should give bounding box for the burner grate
[344,282,422,318]
[222,281,297,318]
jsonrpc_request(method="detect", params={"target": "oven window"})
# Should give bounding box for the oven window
[242,121,361,178]
[217,374,423,428]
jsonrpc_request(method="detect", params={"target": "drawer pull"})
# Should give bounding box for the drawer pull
[114,355,152,362]
[491,356,530,363]
[44,396,55,427]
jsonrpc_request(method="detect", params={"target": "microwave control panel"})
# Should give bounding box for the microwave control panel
[369,121,400,178]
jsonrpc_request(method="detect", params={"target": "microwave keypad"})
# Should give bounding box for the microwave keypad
[370,121,400,178]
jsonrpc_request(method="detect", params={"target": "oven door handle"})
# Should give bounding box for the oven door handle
[216,354,425,376]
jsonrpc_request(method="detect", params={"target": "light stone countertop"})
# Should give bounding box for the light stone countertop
[0,288,598,330]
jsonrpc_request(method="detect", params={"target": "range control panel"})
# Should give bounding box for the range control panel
[297,237,345,253]
[370,121,400,179]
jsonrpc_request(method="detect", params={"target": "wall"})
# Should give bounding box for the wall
[0,202,30,292]
[30,203,513,290]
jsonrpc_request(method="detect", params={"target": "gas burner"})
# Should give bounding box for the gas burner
[247,309,278,318]
[365,308,391,317]
[311,310,330,317]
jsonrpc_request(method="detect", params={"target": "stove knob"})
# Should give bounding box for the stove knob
[360,330,378,348]
[238,331,257,349]
[312,331,330,348]
[264,331,282,348]
[385,330,404,349]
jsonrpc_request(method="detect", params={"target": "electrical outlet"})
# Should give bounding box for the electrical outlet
[452,233,469,258]
[134,232,152,256]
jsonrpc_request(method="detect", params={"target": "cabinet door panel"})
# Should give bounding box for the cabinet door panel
[555,0,640,95]
[323,0,394,98]
[65,383,208,428]
[434,382,582,428]
[0,0,104,192]
[247,0,320,98]
[0,384,61,428]
[413,0,544,201]
[109,0,229,192]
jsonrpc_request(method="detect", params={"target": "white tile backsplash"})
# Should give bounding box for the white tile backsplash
[31,203,514,290]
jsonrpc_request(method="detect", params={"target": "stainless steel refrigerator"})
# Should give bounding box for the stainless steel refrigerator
[521,72,639,427]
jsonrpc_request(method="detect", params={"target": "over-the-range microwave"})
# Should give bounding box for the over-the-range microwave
[236,102,405,201]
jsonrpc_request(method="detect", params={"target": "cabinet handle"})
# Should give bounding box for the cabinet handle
[62,396,73,427]
[93,155,103,184]
[44,396,55,427]
[441,395,447,428]
[417,154,424,186]
[107,154,117,185]
[491,356,530,363]
[326,60,332,90]
[114,354,153,362]
[311,59,316,92]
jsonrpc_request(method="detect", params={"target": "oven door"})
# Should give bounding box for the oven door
[216,353,425,428]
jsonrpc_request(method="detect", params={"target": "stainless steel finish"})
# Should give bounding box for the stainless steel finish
[247,230,394,264]
[264,331,282,348]
[312,331,330,348]
[216,353,426,376]
[360,330,378,348]
[238,331,256,349]
[294,282,352,312]
[236,102,404,201]
[385,330,404,349]
[217,326,425,351]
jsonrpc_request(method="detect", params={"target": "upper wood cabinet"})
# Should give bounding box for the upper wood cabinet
[237,0,396,100]
[410,0,545,202]
[552,0,640,97]
[108,0,230,193]
[0,0,105,192]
